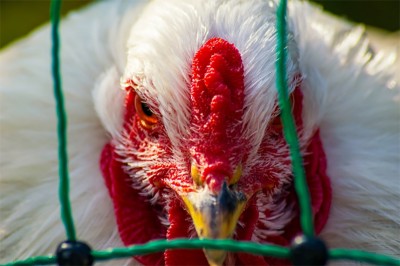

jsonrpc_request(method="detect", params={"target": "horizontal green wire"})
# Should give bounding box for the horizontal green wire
[330,249,400,266]
[92,239,290,261]
[275,0,314,236]
[1,255,56,266]
[4,240,400,266]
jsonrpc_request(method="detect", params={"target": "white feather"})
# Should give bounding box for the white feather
[289,2,400,258]
[0,1,146,265]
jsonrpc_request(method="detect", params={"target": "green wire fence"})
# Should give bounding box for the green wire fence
[50,0,77,243]
[2,0,400,265]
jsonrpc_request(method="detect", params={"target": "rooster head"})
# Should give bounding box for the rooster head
[100,1,331,265]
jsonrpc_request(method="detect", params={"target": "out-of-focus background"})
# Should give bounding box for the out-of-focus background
[0,0,399,49]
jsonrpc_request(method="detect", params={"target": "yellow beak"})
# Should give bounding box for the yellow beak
[182,182,247,266]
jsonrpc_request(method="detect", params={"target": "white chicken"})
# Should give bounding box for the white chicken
[0,0,399,265]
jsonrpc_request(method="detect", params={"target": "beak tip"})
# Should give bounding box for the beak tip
[204,249,227,266]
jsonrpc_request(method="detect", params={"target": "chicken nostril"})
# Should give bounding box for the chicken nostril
[218,182,237,213]
[216,182,247,214]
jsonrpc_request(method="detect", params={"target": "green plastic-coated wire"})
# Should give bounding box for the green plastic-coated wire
[330,249,400,266]
[50,0,76,241]
[1,255,56,266]
[2,0,400,266]
[4,239,400,266]
[275,0,314,236]
[92,239,290,261]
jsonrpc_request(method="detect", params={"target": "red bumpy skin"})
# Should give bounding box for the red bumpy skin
[190,37,245,193]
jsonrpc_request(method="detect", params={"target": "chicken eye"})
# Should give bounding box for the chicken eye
[134,94,158,128]
[141,101,153,117]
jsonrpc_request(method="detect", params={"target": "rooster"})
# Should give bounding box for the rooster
[0,0,399,265]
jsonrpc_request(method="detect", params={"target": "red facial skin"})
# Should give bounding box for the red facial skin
[100,38,332,265]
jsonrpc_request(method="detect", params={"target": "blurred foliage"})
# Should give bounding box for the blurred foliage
[0,0,92,48]
[0,0,399,48]
[312,0,400,31]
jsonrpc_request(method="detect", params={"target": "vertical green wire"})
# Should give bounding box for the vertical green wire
[275,0,314,236]
[50,0,76,241]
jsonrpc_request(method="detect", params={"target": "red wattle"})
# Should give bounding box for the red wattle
[280,129,332,248]
[281,138,331,240]
[100,144,165,266]
[306,132,332,234]
[280,88,332,239]
[235,202,269,265]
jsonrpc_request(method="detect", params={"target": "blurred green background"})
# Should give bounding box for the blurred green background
[0,0,399,49]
